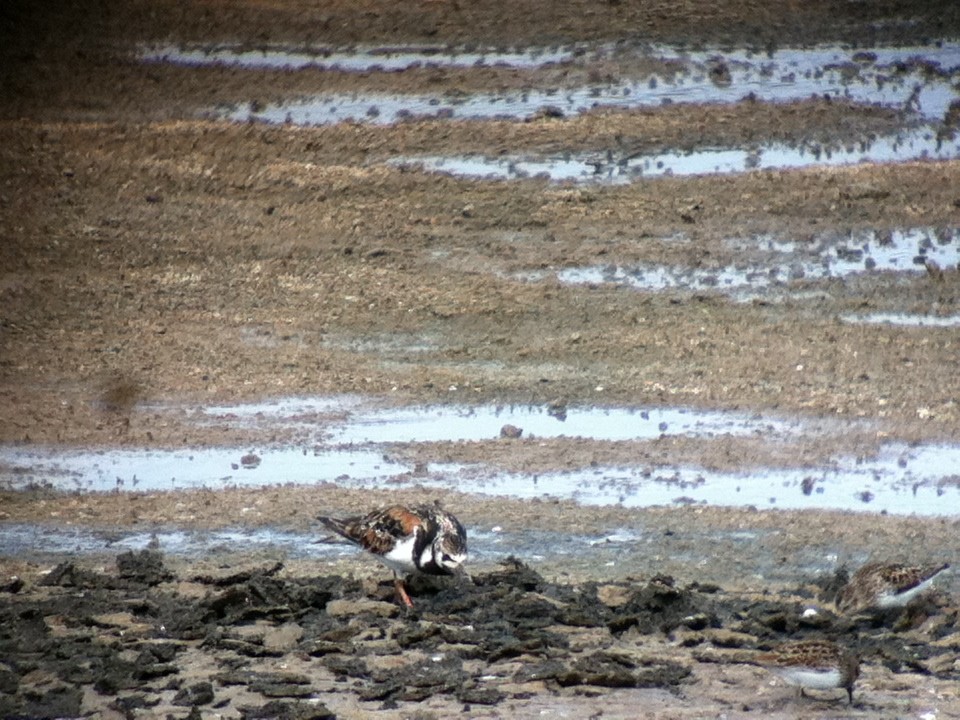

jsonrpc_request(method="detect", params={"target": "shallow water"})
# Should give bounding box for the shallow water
[0,519,810,585]
[206,41,960,126]
[0,402,800,492]
[0,522,646,566]
[398,440,960,516]
[2,398,958,517]
[548,227,959,299]
[839,312,960,327]
[0,445,401,492]
[399,126,960,182]
[2,395,958,580]
[140,43,581,72]
[141,41,960,78]
[322,403,799,444]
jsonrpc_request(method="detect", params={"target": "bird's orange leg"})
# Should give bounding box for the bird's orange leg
[394,576,414,608]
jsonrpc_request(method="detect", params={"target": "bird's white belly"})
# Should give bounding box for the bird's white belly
[375,535,419,575]
[777,667,841,689]
[877,575,937,608]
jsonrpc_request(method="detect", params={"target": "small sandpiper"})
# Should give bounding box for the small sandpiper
[836,561,950,615]
[756,639,860,703]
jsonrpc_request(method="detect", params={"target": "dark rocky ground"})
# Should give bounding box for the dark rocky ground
[1,549,957,719]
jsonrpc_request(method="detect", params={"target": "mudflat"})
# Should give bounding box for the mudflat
[1,1,960,718]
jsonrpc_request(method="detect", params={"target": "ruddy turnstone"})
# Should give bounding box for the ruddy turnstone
[317,502,467,608]
[755,639,860,703]
[836,561,950,614]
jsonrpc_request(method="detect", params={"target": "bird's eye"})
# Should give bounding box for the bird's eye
[442,554,453,563]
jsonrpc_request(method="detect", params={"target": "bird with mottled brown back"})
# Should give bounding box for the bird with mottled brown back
[755,639,860,703]
[318,502,467,608]
[836,562,950,615]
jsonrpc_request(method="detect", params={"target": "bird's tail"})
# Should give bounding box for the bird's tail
[316,515,357,544]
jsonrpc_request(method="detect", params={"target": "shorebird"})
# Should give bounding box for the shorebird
[318,502,467,607]
[756,639,860,703]
[836,561,950,614]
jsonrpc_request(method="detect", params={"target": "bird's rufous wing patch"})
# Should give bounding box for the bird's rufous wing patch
[379,505,424,536]
[355,505,422,555]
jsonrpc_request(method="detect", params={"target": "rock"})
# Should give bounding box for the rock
[172,681,215,707]
[703,628,756,648]
[21,685,83,719]
[325,598,398,618]
[89,611,153,636]
[0,576,24,593]
[499,423,523,438]
[238,700,336,720]
[116,549,173,585]
[596,584,631,608]
[922,653,959,675]
[557,651,691,688]
[931,631,960,649]
[263,622,304,651]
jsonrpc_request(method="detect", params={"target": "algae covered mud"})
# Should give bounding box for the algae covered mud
[2,0,960,717]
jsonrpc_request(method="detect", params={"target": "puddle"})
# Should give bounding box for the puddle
[140,43,581,72]
[392,441,960,517]
[650,42,960,68]
[0,446,402,493]
[547,227,959,298]
[322,403,799,444]
[0,403,800,493]
[398,126,960,182]
[206,42,960,126]
[0,399,955,517]
[840,312,960,327]
[196,399,800,441]
[196,395,364,427]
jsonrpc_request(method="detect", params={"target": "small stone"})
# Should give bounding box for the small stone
[241,453,262,469]
[922,653,959,675]
[499,424,523,439]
